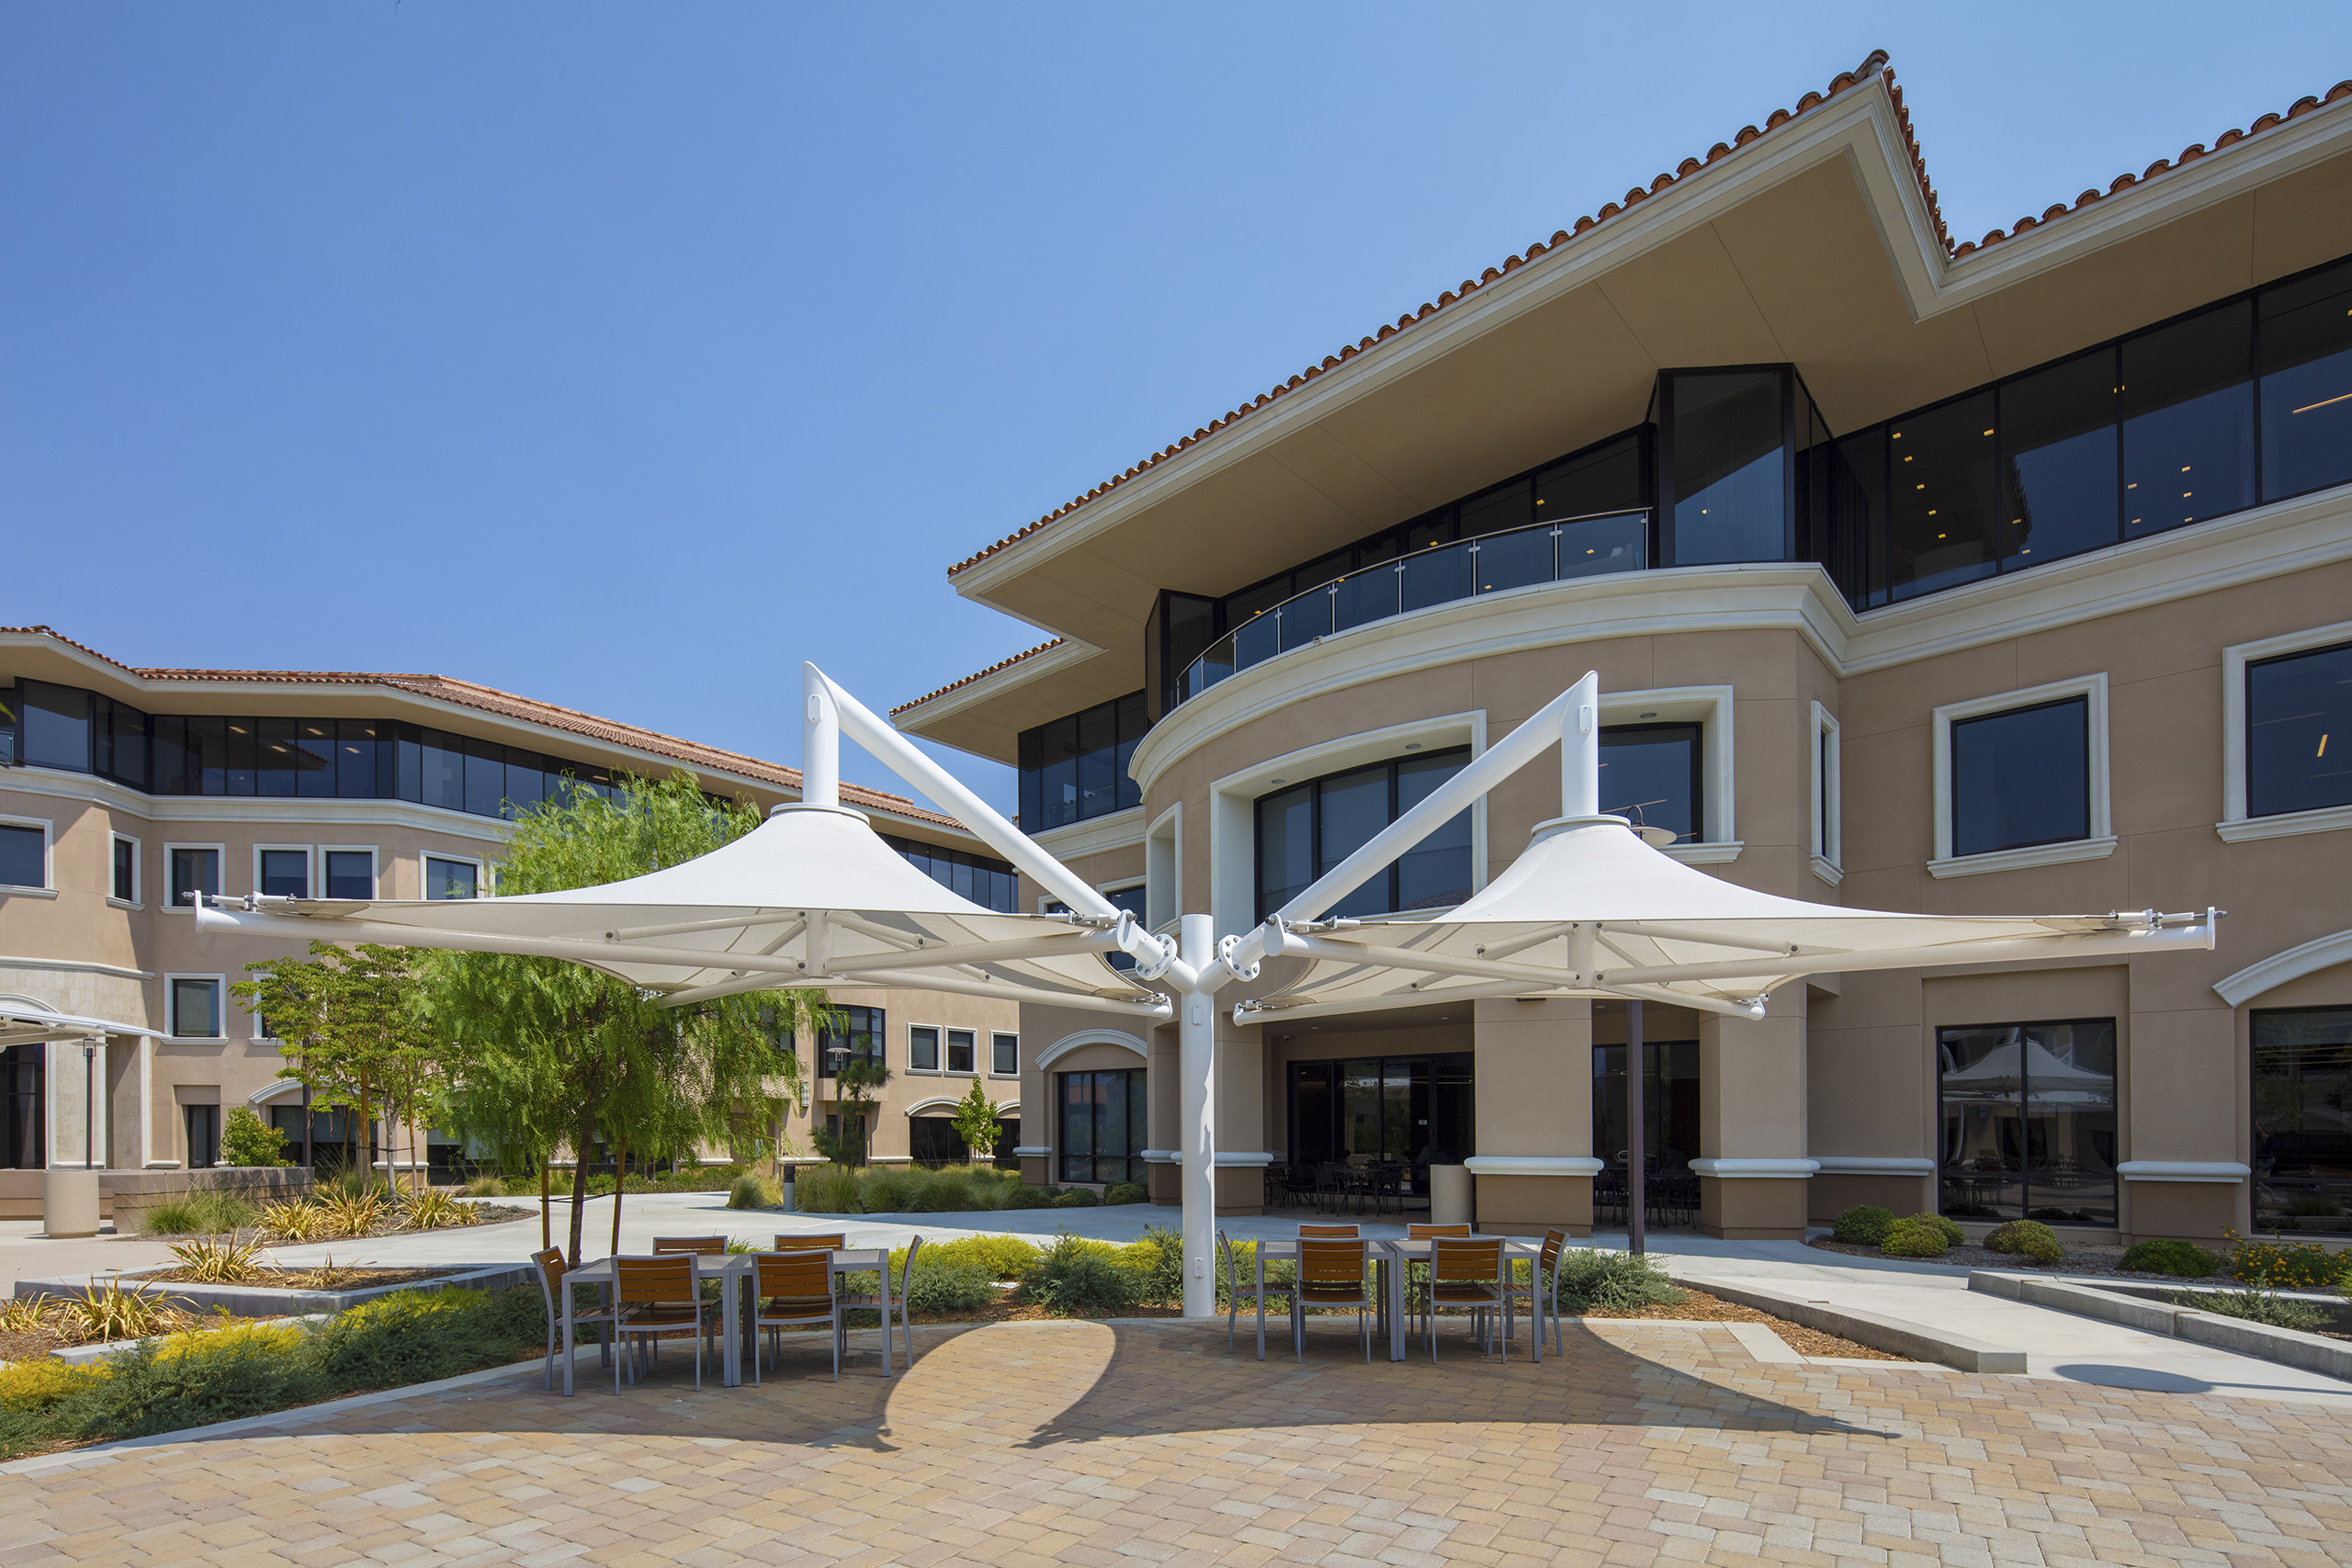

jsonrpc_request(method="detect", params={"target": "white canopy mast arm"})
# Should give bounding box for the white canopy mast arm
[802,663,1178,980]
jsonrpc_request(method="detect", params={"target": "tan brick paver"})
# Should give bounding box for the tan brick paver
[4,1318,2349,1566]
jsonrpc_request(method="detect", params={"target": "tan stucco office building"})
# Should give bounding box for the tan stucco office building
[0,626,1027,1201]
[895,55,2352,1246]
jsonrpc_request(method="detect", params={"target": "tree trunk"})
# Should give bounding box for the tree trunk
[358,1071,375,1196]
[609,1129,628,1257]
[566,1111,595,1268]
[539,1161,551,1253]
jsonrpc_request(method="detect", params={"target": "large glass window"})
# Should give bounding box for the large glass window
[991,1032,1018,1076]
[1058,1067,1146,1185]
[2000,348,2118,566]
[1592,1036,1701,1172]
[2122,300,2255,536]
[170,977,223,1041]
[2258,257,2352,500]
[17,681,91,773]
[1285,1053,1473,1203]
[1950,697,2089,857]
[169,847,220,908]
[1255,748,1471,920]
[884,834,1021,913]
[1939,1018,2117,1225]
[908,1025,939,1072]
[323,851,374,900]
[946,1029,975,1074]
[1018,692,1147,830]
[1598,723,1702,845]
[259,849,310,899]
[1,1044,43,1170]
[1664,369,1787,565]
[185,1104,220,1170]
[2246,640,2352,818]
[2252,1005,2352,1234]
[111,837,136,902]
[424,856,480,900]
[1886,393,2001,600]
[817,1005,885,1077]
[0,824,43,889]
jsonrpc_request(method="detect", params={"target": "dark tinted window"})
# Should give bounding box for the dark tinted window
[257,717,298,795]
[1016,693,1146,831]
[2247,641,2352,818]
[94,697,148,788]
[0,825,43,888]
[1939,1018,2116,1225]
[2121,301,2255,536]
[463,735,506,817]
[112,837,135,901]
[171,978,222,1041]
[296,719,335,798]
[1951,696,2089,857]
[817,1005,885,1074]
[324,851,374,900]
[259,849,310,898]
[946,1029,976,1074]
[1058,1067,1147,1185]
[424,856,479,900]
[1254,748,1470,920]
[1667,370,1785,565]
[884,834,1020,913]
[2251,1006,2352,1230]
[2258,257,2352,499]
[1535,434,1645,521]
[1598,723,1702,844]
[422,729,465,811]
[17,681,90,772]
[170,847,219,907]
[1886,394,2000,600]
[1999,348,2117,565]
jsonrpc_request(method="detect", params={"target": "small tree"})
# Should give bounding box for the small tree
[813,1056,889,1167]
[219,1105,290,1168]
[950,1077,1002,1164]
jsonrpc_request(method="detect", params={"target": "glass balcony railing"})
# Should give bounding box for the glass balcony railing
[1177,509,1648,705]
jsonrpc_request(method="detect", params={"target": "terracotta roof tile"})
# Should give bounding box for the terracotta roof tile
[890,638,1065,716]
[942,58,2352,581]
[0,625,955,828]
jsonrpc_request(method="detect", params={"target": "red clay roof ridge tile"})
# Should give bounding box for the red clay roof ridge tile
[943,59,2352,582]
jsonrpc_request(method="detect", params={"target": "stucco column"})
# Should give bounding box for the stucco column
[1467,997,1597,1236]
[1147,1020,1181,1204]
[2119,958,2244,1244]
[1696,987,1814,1239]
[1213,1013,1266,1215]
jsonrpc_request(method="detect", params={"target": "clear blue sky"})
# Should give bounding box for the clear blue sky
[6,4,2348,812]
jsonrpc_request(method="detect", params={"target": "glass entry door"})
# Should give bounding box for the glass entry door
[1286,1052,1473,1202]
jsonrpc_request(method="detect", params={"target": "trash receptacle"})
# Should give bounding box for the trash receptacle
[44,1167,101,1239]
[1428,1163,1472,1228]
[777,1166,797,1213]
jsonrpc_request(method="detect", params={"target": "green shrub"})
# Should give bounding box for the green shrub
[2120,1237,2218,1278]
[2224,1235,2350,1290]
[2182,1285,2327,1330]
[218,1106,290,1168]
[853,1168,916,1213]
[1984,1220,2064,1266]
[1905,1213,1966,1248]
[910,1172,979,1213]
[1553,1248,1685,1314]
[727,1172,784,1210]
[138,1188,262,1237]
[1018,1230,1144,1315]
[68,1325,323,1439]
[1880,1217,1951,1258]
[896,1235,1040,1281]
[1102,1181,1148,1206]
[1052,1187,1101,1208]
[1000,1186,1060,1210]
[796,1164,862,1213]
[1830,1205,1896,1246]
[1132,1224,1185,1306]
[459,1174,509,1199]
[900,1260,996,1316]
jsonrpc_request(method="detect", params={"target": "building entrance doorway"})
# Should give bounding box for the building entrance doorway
[1283,1053,1473,1213]
[1,1044,41,1169]
[1591,1036,1702,1229]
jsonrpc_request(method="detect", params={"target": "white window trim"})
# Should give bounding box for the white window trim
[421,851,487,900]
[1208,709,1488,937]
[253,842,315,900]
[2219,617,2352,843]
[0,813,55,895]
[164,973,228,1042]
[318,844,379,900]
[1144,801,1182,934]
[162,841,228,910]
[1600,685,1739,863]
[1928,673,2113,878]
[108,830,141,908]
[989,1031,1020,1079]
[1809,702,1842,886]
[906,1022,943,1075]
[944,1025,978,1077]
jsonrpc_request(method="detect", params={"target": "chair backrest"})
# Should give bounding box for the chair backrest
[1408,1224,1471,1240]
[1430,1237,1505,1283]
[1298,1237,1367,1286]
[775,1233,846,1252]
[1539,1228,1567,1274]
[615,1255,697,1306]
[531,1247,564,1313]
[755,1249,835,1302]
[1216,1228,1239,1291]
[652,1235,725,1256]
[1298,1224,1359,1238]
[898,1235,924,1297]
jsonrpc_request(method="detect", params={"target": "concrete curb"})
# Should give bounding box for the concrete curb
[15,1260,536,1319]
[1671,1270,2028,1372]
[1969,1271,2352,1382]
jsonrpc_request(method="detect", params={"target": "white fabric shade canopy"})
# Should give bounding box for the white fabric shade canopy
[0,1004,157,1047]
[195,802,1170,1019]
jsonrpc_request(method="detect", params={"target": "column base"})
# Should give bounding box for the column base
[1699,1175,1808,1240]
[1810,1171,1934,1224]
[2124,1180,2242,1247]
[1469,1173,1593,1238]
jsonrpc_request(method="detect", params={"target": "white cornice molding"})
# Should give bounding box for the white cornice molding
[2217,805,2352,843]
[1032,807,1148,862]
[1811,1156,1935,1175]
[2116,1161,2249,1184]
[0,768,514,843]
[0,953,153,982]
[1463,1155,1604,1177]
[2214,928,2352,1008]
[1033,1029,1150,1070]
[1689,1157,1820,1179]
[948,86,2352,606]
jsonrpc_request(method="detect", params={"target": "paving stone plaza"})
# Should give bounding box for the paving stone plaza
[6,1311,2349,1568]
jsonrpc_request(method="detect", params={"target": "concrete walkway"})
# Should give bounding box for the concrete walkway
[8,1196,2347,1410]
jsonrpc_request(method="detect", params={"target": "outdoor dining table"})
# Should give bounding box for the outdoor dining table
[557,1247,895,1394]
[1245,1235,1543,1362]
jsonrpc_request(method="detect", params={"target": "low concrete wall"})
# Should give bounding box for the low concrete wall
[1969,1270,2352,1383]
[0,1166,316,1224]
[20,1260,537,1325]
[1669,1269,2028,1372]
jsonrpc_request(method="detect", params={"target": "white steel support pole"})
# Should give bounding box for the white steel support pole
[1178,912,1218,1318]
[801,662,840,810]
[1564,670,1600,818]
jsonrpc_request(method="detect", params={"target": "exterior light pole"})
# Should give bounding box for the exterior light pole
[82,1038,97,1169]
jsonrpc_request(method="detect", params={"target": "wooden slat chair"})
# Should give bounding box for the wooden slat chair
[652,1235,727,1255]
[775,1233,847,1252]
[1419,1237,1507,1362]
[1297,1224,1358,1237]
[529,1247,617,1390]
[752,1248,842,1382]
[1497,1229,1569,1362]
[1291,1237,1374,1363]
[1408,1224,1471,1239]
[612,1255,707,1392]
